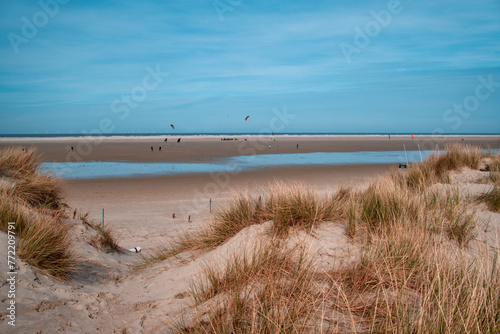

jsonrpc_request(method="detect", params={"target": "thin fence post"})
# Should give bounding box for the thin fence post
[403,144,409,166]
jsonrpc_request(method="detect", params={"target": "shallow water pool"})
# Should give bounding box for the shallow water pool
[41,150,433,180]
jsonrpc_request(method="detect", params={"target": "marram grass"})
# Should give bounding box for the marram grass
[163,145,500,333]
[0,147,72,279]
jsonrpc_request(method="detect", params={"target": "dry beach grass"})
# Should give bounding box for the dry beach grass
[147,144,500,333]
[0,147,121,280]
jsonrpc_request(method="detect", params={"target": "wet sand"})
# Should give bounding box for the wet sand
[1,134,499,163]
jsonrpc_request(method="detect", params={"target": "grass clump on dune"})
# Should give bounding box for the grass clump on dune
[264,182,339,237]
[326,229,500,333]
[0,146,65,210]
[0,146,40,177]
[483,154,500,186]
[79,212,122,253]
[16,212,72,278]
[357,179,418,234]
[429,143,484,176]
[0,192,73,279]
[0,147,73,279]
[392,143,485,190]
[177,241,320,333]
[14,172,65,210]
[477,186,500,213]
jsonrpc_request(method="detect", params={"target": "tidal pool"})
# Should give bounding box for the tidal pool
[41,150,434,180]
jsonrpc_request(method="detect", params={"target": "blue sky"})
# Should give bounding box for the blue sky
[1,0,499,134]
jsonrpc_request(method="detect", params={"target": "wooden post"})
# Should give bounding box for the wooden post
[403,144,409,166]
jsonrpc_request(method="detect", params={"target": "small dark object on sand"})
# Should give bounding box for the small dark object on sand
[177,138,181,143]
[399,163,407,168]
[173,213,176,218]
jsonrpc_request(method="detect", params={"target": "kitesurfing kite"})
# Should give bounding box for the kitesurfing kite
[170,124,175,130]
[245,116,250,121]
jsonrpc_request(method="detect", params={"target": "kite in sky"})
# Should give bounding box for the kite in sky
[245,116,250,121]
[170,124,175,130]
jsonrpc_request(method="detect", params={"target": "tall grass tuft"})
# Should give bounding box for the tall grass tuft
[0,196,73,280]
[13,173,65,210]
[0,147,73,279]
[16,213,73,279]
[326,224,500,333]
[429,143,485,177]
[477,186,500,213]
[0,146,65,211]
[78,212,122,253]
[0,146,40,177]
[178,241,321,333]
[263,181,338,237]
[393,144,485,190]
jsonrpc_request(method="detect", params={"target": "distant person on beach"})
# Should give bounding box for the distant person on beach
[151,146,153,151]
[159,146,161,151]
[296,144,299,149]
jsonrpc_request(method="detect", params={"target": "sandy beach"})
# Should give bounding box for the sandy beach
[1,134,499,163]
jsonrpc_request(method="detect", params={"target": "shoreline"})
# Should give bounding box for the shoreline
[1,134,499,163]
[1,133,500,141]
